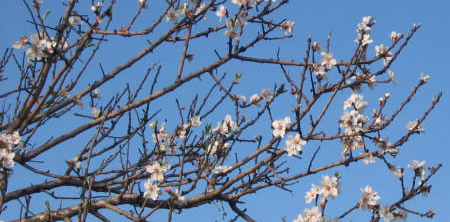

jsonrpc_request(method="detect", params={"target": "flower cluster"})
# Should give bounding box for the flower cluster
[0,131,21,168]
[339,93,370,158]
[375,44,393,66]
[207,140,229,155]
[340,94,369,135]
[150,116,201,153]
[143,160,171,200]
[359,185,380,209]
[213,114,238,135]
[293,206,323,222]
[284,133,307,156]
[295,175,341,222]
[12,32,68,62]
[359,185,407,221]
[165,2,207,22]
[304,175,341,204]
[355,16,376,47]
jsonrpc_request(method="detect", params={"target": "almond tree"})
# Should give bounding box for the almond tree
[0,0,442,221]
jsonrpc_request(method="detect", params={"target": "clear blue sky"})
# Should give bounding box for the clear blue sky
[0,0,449,221]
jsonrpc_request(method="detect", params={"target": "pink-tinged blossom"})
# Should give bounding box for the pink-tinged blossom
[355,34,373,46]
[1,131,21,146]
[213,114,238,135]
[261,87,274,101]
[390,31,403,42]
[225,18,241,40]
[280,20,295,35]
[143,180,159,200]
[152,122,169,143]
[343,94,368,113]
[272,117,291,138]
[339,110,369,135]
[375,44,392,65]
[91,2,102,11]
[408,160,426,180]
[166,8,178,22]
[319,175,340,199]
[320,52,337,70]
[362,16,376,27]
[359,185,380,210]
[313,64,327,80]
[379,205,395,222]
[305,184,321,203]
[67,157,81,170]
[312,41,321,51]
[420,73,430,83]
[250,94,261,106]
[146,161,171,182]
[138,0,148,8]
[0,149,15,168]
[207,141,229,155]
[214,165,232,174]
[215,5,227,20]
[13,36,29,49]
[284,134,307,156]
[293,206,323,222]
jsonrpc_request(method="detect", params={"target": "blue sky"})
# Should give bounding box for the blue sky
[0,0,449,221]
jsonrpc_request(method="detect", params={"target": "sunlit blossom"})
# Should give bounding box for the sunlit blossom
[215,5,227,20]
[143,180,159,200]
[320,52,337,70]
[214,165,232,174]
[272,117,291,138]
[359,185,380,209]
[280,20,295,35]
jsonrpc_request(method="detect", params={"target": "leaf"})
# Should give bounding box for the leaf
[205,123,212,135]
[235,72,243,80]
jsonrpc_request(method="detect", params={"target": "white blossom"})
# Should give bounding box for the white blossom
[146,161,171,182]
[406,119,424,133]
[261,88,274,101]
[0,149,15,168]
[319,175,340,199]
[293,206,323,222]
[284,134,306,156]
[359,185,380,209]
[272,117,291,138]
[250,94,261,106]
[320,52,337,70]
[214,165,232,174]
[143,180,159,200]
[215,5,227,20]
[280,20,295,35]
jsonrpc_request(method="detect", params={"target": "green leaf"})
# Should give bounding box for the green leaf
[235,72,243,80]
[42,10,51,20]
[205,123,212,135]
